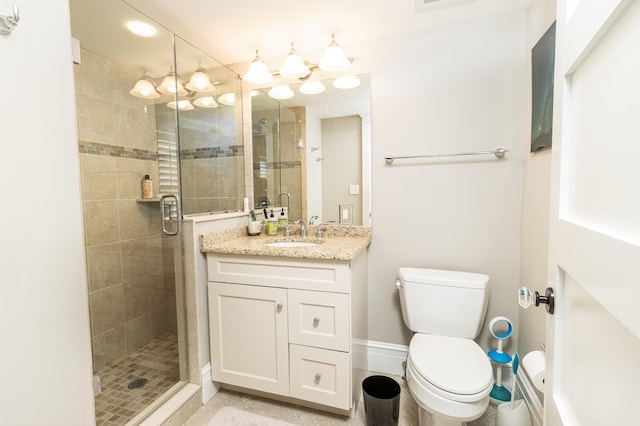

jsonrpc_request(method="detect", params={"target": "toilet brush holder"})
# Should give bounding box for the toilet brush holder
[496,400,532,426]
[487,316,513,402]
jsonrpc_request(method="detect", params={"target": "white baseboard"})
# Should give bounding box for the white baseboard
[353,339,409,377]
[201,363,220,404]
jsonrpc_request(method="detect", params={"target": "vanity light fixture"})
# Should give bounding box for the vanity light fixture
[268,84,294,100]
[126,21,156,37]
[193,96,218,108]
[243,35,353,88]
[167,100,194,110]
[243,50,274,84]
[318,34,350,72]
[279,43,311,79]
[299,80,326,95]
[186,67,216,92]
[333,75,360,89]
[129,73,160,99]
[157,68,188,96]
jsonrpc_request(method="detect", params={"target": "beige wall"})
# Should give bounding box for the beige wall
[364,11,527,352]
[1,0,94,422]
[518,0,556,356]
[321,116,362,225]
[75,48,177,370]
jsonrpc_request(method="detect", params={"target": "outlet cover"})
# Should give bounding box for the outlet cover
[339,204,353,224]
[349,184,360,195]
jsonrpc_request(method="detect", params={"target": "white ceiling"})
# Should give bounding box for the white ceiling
[123,0,529,67]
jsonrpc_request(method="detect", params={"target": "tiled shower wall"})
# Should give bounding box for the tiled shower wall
[75,48,177,371]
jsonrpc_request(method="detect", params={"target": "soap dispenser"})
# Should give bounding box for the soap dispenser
[278,208,288,226]
[267,209,278,236]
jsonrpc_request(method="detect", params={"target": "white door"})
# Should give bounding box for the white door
[546,0,640,424]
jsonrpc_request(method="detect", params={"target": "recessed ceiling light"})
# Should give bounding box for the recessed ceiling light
[126,21,156,37]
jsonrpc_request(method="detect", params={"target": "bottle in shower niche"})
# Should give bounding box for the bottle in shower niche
[141,174,153,199]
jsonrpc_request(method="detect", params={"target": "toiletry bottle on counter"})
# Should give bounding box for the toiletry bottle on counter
[142,174,153,199]
[278,208,287,226]
[247,210,261,236]
[267,209,278,236]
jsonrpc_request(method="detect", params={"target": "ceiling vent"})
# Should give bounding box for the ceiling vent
[415,0,477,13]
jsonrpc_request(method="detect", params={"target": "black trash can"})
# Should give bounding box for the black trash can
[362,375,401,426]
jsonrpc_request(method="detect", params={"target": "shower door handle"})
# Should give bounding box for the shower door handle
[160,194,182,236]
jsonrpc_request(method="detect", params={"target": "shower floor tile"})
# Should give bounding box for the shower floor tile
[94,333,179,426]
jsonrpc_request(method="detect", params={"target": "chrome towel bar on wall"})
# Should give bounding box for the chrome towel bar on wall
[384,147,508,164]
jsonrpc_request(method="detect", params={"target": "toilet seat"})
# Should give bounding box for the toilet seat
[408,334,493,403]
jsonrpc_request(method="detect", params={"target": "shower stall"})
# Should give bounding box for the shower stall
[70,0,245,423]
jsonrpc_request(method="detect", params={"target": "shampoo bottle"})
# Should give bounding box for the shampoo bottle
[142,174,153,199]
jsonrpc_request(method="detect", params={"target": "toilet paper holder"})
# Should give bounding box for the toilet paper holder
[519,287,555,315]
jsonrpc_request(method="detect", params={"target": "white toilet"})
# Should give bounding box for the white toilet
[396,267,493,426]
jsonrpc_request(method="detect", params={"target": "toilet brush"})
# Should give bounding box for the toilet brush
[510,352,519,409]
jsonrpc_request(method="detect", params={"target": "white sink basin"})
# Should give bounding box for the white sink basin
[265,241,319,248]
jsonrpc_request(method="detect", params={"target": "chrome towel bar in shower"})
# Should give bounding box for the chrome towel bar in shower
[384,147,508,164]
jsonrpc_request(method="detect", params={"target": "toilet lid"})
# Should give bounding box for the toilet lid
[409,334,493,396]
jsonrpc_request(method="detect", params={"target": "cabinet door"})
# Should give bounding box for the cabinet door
[208,282,289,396]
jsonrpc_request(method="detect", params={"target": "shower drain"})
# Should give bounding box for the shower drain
[127,378,148,389]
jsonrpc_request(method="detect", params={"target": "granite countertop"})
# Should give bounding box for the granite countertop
[200,225,372,261]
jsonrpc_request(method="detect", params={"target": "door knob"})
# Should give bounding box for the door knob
[535,287,555,315]
[519,286,555,315]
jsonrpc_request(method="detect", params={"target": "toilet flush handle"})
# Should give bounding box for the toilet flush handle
[395,278,402,289]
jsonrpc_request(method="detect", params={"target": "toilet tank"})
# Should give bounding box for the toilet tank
[397,267,490,339]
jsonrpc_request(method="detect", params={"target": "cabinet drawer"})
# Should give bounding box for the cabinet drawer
[207,254,350,293]
[288,289,350,352]
[289,344,351,410]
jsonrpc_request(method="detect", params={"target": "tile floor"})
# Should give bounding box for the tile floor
[184,374,497,426]
[94,333,180,425]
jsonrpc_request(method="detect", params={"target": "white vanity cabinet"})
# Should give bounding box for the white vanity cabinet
[206,252,367,414]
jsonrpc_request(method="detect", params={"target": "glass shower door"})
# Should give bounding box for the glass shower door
[70,0,189,424]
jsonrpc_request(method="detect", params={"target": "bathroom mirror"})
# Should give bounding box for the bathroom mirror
[251,75,371,226]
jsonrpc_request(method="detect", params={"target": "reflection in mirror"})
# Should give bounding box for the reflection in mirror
[251,93,303,222]
[174,37,245,215]
[251,75,371,226]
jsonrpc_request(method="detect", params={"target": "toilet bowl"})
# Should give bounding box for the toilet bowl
[395,267,492,426]
[406,334,493,426]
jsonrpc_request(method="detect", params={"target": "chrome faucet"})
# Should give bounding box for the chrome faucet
[309,215,319,225]
[295,220,307,238]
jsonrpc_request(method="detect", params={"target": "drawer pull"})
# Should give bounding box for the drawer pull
[315,373,322,381]
[313,317,320,327]
[276,303,283,311]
